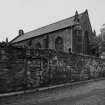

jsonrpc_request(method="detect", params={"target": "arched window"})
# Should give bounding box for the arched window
[84,31,89,54]
[35,42,41,49]
[73,30,82,41]
[28,39,32,46]
[72,29,82,54]
[55,36,63,52]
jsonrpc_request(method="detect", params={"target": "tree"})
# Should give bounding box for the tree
[97,33,105,56]
[89,31,99,57]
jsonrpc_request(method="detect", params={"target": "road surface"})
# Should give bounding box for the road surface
[1,79,105,105]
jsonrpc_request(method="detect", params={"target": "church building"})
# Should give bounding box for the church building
[10,10,94,55]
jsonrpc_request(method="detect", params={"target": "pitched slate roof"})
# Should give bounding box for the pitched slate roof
[11,11,86,43]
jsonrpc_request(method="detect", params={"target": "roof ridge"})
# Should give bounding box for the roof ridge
[25,10,85,34]
[11,10,86,43]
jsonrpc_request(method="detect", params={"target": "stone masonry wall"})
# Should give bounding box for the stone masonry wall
[0,47,105,93]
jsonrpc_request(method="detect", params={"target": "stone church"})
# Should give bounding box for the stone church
[10,10,94,55]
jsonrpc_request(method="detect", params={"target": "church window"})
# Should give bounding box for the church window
[78,30,82,41]
[55,36,63,52]
[72,29,82,53]
[73,30,82,41]
[35,42,41,49]
[84,31,89,54]
[28,39,32,46]
[43,36,49,48]
[84,31,89,45]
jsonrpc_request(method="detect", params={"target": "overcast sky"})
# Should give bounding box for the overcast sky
[0,0,104,41]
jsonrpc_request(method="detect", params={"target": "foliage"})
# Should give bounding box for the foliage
[89,35,99,56]
[97,34,105,55]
